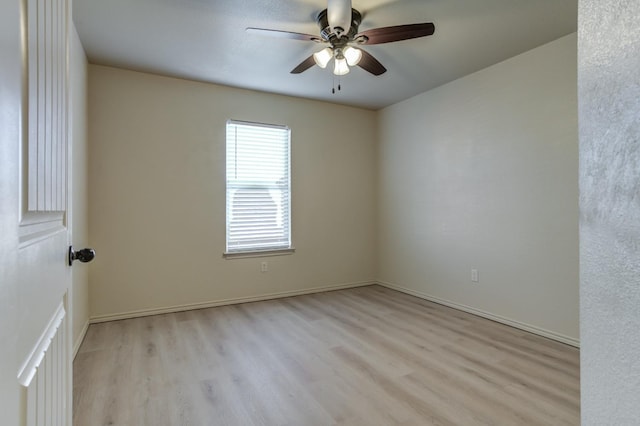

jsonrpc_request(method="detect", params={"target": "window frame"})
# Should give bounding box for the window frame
[223,119,294,259]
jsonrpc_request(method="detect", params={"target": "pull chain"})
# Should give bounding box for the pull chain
[332,76,343,94]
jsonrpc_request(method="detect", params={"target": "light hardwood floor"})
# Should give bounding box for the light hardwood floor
[73,285,580,425]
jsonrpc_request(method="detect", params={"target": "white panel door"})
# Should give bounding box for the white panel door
[0,0,74,424]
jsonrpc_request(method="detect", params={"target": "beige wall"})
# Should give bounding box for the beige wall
[87,36,580,344]
[70,26,90,353]
[88,66,377,319]
[377,34,579,343]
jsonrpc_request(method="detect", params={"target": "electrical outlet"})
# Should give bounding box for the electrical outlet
[261,262,268,273]
[471,269,479,282]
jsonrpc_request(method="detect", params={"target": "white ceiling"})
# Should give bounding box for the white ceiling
[73,0,577,110]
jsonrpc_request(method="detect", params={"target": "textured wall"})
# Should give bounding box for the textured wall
[579,0,640,423]
[377,35,579,343]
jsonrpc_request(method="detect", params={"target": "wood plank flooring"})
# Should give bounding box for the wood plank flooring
[73,285,580,425]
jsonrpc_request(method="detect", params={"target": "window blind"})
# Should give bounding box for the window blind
[226,120,291,253]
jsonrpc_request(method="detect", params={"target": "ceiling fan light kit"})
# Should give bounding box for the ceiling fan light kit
[313,46,361,75]
[247,0,435,79]
[343,46,362,66]
[313,47,334,68]
[334,56,350,75]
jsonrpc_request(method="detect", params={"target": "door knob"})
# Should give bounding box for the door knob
[68,246,96,266]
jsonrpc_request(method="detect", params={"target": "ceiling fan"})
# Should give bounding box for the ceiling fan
[246,0,435,77]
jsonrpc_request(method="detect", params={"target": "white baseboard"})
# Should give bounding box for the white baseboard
[73,319,90,360]
[89,280,374,324]
[376,280,580,348]
[87,279,579,348]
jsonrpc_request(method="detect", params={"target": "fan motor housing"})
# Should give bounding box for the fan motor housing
[317,8,362,45]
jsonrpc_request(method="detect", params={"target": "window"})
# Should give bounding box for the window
[225,120,292,256]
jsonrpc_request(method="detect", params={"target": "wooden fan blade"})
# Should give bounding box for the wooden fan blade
[357,49,386,76]
[291,55,317,74]
[246,27,321,42]
[356,23,435,45]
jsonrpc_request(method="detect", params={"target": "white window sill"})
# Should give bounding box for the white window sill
[223,248,295,259]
